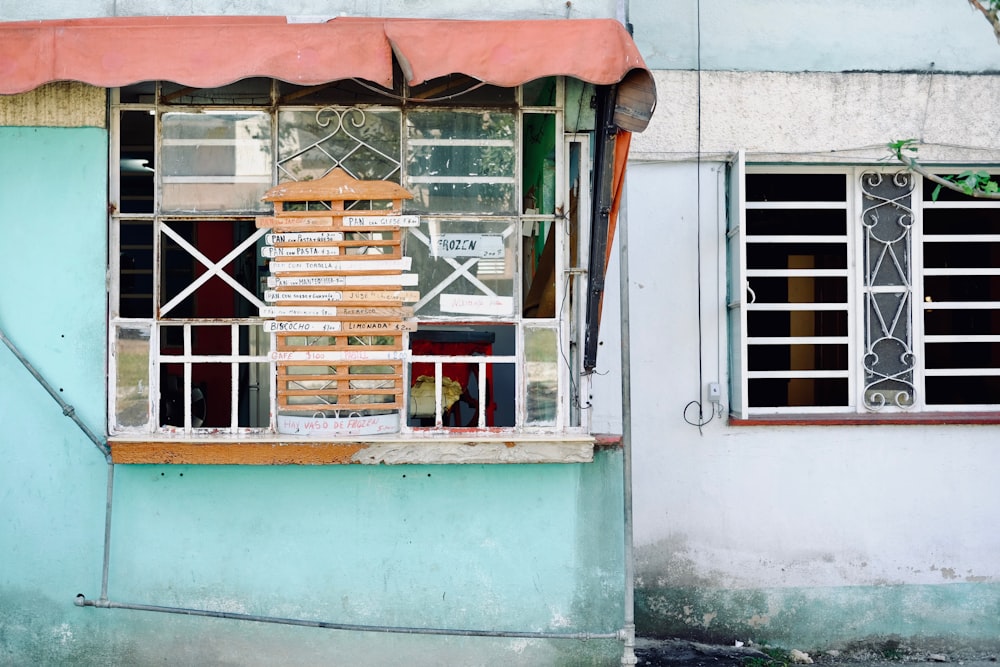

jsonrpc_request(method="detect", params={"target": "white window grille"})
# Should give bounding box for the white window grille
[107,78,589,438]
[729,163,1000,417]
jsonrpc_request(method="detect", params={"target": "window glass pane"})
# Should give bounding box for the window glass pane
[925,308,1000,336]
[523,114,556,215]
[408,325,515,428]
[924,275,1000,303]
[746,173,847,202]
[119,220,153,318]
[746,210,845,236]
[114,324,151,430]
[924,241,1000,269]
[278,79,403,105]
[748,310,849,337]
[159,220,264,319]
[407,218,517,318]
[924,208,1000,235]
[925,343,1000,369]
[277,108,401,184]
[926,375,1000,404]
[119,110,154,214]
[522,78,557,107]
[525,326,558,426]
[406,110,516,214]
[747,277,848,304]
[161,79,272,105]
[748,343,848,372]
[408,76,515,105]
[161,111,272,212]
[748,378,848,408]
[747,242,847,270]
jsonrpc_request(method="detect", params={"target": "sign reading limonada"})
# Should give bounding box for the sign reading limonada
[256,169,420,435]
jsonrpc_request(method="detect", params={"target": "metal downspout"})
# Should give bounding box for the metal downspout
[617,176,638,666]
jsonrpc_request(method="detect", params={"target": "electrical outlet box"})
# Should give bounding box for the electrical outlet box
[708,382,721,403]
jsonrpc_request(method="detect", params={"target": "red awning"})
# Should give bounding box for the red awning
[0,15,652,98]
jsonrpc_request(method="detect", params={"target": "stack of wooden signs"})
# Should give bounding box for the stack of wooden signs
[255,169,419,436]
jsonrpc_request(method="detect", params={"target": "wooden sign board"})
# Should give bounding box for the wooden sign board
[266,232,344,244]
[339,321,417,333]
[341,214,420,228]
[269,257,412,273]
[269,350,410,362]
[260,306,413,318]
[263,321,342,333]
[264,290,419,303]
[261,246,341,258]
[267,274,419,287]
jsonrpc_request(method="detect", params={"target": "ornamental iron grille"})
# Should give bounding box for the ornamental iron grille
[861,171,916,410]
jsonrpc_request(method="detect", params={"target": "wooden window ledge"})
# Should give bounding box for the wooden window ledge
[109,433,599,465]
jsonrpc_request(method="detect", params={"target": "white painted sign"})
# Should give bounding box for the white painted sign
[269,257,412,273]
[266,232,344,244]
[263,321,342,333]
[341,214,420,228]
[261,246,340,258]
[340,290,420,302]
[340,306,413,317]
[268,274,420,287]
[259,306,340,317]
[340,321,417,333]
[264,290,344,302]
[277,411,400,436]
[440,293,514,315]
[269,350,410,362]
[265,289,419,303]
[432,233,505,259]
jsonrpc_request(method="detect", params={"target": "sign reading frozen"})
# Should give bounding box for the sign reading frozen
[432,233,504,259]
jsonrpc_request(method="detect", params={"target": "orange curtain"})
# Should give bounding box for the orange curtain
[598,129,633,325]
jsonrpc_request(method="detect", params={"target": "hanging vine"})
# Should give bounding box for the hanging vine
[889,139,1000,201]
[968,0,1000,41]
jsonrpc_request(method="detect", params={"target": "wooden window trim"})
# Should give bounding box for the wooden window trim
[108,433,596,465]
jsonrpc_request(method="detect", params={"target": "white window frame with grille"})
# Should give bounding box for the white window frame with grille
[106,80,594,442]
[729,156,1000,419]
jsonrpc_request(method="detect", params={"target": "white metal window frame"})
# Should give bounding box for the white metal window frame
[107,81,590,437]
[729,159,1000,418]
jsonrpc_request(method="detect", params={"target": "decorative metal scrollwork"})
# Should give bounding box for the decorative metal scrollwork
[861,171,915,410]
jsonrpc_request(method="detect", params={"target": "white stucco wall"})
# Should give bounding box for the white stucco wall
[598,69,1000,644]
[632,70,1000,163]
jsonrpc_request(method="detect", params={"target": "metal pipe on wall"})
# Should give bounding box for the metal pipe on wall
[617,173,638,666]
[0,323,111,461]
[74,595,623,642]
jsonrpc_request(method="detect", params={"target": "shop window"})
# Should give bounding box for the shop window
[108,78,590,443]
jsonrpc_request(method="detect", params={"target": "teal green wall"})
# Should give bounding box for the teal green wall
[637,583,1000,652]
[0,127,627,665]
